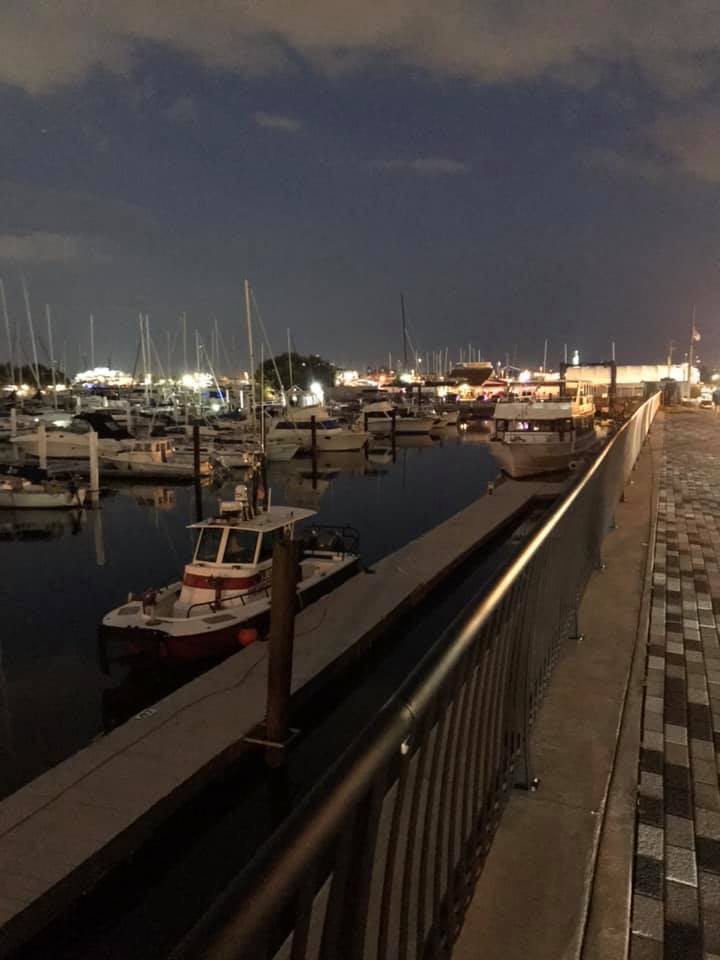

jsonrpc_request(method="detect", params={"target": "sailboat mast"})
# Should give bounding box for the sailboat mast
[245,279,257,432]
[46,304,57,408]
[182,312,188,374]
[400,293,408,371]
[287,328,294,391]
[260,342,265,450]
[0,278,14,387]
[90,314,95,370]
[145,314,151,404]
[22,278,40,388]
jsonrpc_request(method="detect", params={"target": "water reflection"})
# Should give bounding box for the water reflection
[1,432,498,798]
[0,508,84,541]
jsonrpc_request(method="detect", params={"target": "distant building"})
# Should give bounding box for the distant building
[448,362,494,387]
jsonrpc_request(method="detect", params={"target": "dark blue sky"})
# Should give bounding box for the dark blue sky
[2,4,720,373]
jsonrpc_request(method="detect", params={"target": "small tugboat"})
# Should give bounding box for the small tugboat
[489,381,599,478]
[101,485,359,659]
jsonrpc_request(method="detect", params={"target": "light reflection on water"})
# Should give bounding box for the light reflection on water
[0,429,496,799]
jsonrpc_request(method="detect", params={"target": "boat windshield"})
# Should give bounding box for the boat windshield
[223,530,259,565]
[194,527,224,563]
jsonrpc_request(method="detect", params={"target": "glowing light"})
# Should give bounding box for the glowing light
[73,367,133,386]
[518,369,532,383]
[572,350,580,366]
[181,372,212,389]
[399,373,414,384]
[309,380,325,405]
[210,401,221,412]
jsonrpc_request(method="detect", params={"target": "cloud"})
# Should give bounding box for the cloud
[0,231,109,264]
[254,111,302,132]
[166,96,198,126]
[589,107,720,186]
[4,2,720,102]
[379,157,470,176]
[651,108,720,183]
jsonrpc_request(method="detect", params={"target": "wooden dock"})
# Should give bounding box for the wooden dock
[0,476,564,954]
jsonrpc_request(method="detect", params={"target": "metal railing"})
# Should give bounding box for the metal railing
[173,393,661,960]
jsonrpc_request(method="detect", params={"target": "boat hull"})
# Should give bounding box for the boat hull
[365,417,436,436]
[0,487,86,509]
[489,432,599,478]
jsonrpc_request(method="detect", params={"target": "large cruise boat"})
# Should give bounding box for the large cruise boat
[489,382,599,478]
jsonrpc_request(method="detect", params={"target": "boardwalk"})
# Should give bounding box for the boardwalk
[632,411,720,959]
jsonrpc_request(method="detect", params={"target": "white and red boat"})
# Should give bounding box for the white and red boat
[101,486,359,660]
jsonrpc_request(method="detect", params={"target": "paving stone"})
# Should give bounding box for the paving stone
[665,880,699,927]
[665,742,690,767]
[697,809,720,840]
[665,844,698,886]
[695,784,720,812]
[630,934,663,959]
[666,815,695,850]
[632,893,664,939]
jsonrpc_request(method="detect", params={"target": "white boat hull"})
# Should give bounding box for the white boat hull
[100,456,211,478]
[489,431,599,478]
[268,429,368,452]
[365,417,437,436]
[13,434,124,459]
[0,486,86,509]
[265,441,300,461]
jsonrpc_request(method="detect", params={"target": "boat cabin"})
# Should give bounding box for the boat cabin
[176,505,315,615]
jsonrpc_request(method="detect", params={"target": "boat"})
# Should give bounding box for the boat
[101,485,360,659]
[0,473,86,509]
[488,382,599,478]
[12,412,133,460]
[360,401,439,435]
[266,406,369,452]
[100,438,212,479]
[265,440,301,461]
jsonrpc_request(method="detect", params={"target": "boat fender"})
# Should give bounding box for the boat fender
[238,627,257,647]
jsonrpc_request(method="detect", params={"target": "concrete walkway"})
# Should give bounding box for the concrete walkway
[631,410,720,960]
[454,410,658,960]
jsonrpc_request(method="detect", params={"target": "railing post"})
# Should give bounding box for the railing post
[193,424,202,522]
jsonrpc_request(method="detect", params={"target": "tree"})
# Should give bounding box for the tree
[255,352,335,393]
[0,362,68,387]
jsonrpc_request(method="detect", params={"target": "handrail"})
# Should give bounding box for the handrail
[172,392,661,960]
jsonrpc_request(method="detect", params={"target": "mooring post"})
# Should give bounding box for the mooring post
[193,424,202,521]
[265,538,299,767]
[310,415,318,486]
[391,409,397,461]
[37,421,47,470]
[364,411,369,433]
[10,406,16,439]
[88,429,99,506]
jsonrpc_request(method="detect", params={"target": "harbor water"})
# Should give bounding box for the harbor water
[0,429,497,800]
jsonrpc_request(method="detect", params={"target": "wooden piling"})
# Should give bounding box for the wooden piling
[193,424,202,522]
[88,429,99,506]
[265,538,299,766]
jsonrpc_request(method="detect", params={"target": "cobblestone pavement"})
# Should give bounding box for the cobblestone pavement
[631,411,720,960]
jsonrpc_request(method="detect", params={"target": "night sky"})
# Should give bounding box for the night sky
[2,3,720,374]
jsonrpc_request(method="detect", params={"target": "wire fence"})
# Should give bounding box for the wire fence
[173,392,661,960]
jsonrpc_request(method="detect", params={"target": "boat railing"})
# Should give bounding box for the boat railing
[299,523,360,558]
[185,580,272,617]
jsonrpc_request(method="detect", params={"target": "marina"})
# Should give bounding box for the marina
[0,428,498,803]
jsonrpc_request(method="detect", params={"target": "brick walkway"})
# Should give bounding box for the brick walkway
[632,411,720,960]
